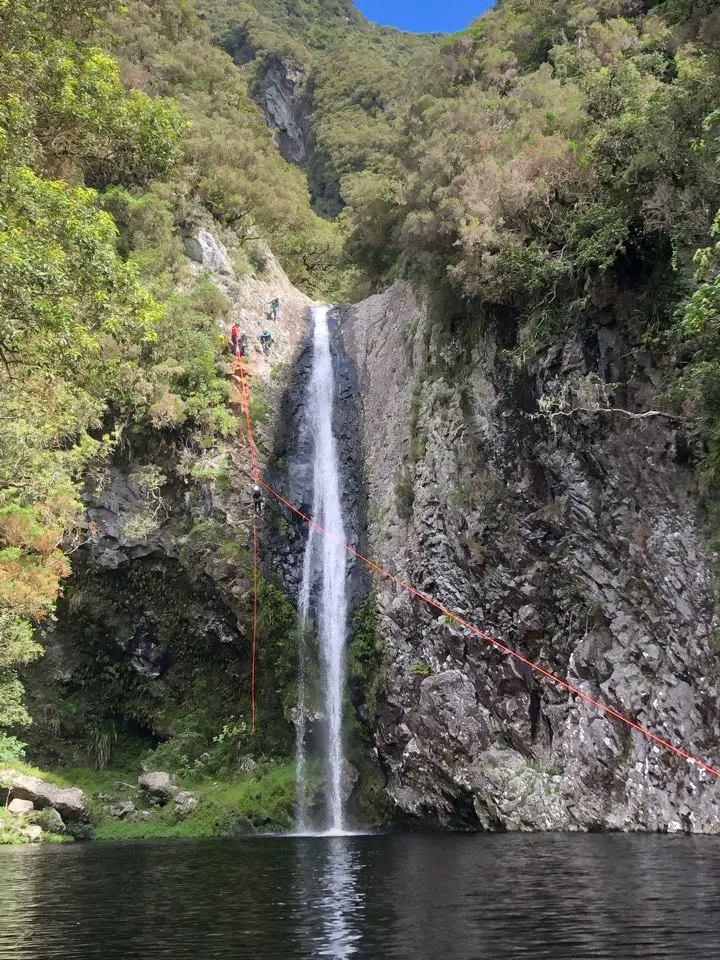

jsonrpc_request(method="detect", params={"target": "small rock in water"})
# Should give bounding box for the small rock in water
[22,825,43,842]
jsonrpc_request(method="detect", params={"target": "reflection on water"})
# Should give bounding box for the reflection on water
[2,833,720,959]
[296,836,363,958]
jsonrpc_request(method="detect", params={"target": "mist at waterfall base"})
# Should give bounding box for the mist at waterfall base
[3,834,720,959]
[295,306,350,835]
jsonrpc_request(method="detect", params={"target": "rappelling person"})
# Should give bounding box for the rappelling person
[252,483,263,516]
[230,322,240,355]
[259,329,273,356]
[268,297,280,322]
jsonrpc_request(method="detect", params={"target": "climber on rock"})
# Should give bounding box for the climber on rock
[230,323,240,354]
[252,483,263,516]
[260,329,273,356]
[239,333,249,357]
[268,298,280,322]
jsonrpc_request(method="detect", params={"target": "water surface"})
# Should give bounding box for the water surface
[1,833,719,959]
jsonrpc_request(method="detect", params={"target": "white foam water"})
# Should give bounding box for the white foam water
[295,306,348,833]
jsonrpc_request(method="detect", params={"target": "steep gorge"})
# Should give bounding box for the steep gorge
[4,0,720,842]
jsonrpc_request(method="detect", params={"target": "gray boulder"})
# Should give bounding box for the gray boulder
[1,770,90,822]
[184,230,234,277]
[174,791,199,819]
[29,807,66,834]
[138,771,177,803]
[22,825,43,842]
[109,800,136,820]
[128,810,154,822]
[8,798,34,815]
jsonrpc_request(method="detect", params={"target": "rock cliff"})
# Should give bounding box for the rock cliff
[342,281,720,833]
[256,59,308,165]
[26,232,313,767]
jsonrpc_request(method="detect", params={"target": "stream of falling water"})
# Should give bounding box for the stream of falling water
[295,305,348,834]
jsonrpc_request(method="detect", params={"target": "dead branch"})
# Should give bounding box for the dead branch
[532,406,685,423]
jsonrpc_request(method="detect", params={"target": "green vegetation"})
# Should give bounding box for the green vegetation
[346,592,395,825]
[68,761,298,838]
[194,0,437,267]
[348,591,385,718]
[1,0,182,760]
[0,0,321,764]
[394,473,415,521]
[409,660,433,679]
[23,548,298,771]
[105,0,357,298]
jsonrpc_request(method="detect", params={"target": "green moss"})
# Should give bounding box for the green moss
[348,592,386,717]
[345,593,396,826]
[248,394,271,426]
[409,660,432,678]
[451,486,471,507]
[0,809,29,844]
[410,434,427,462]
[394,473,415,521]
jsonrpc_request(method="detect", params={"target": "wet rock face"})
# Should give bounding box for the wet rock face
[258,59,308,165]
[268,309,368,613]
[343,281,720,833]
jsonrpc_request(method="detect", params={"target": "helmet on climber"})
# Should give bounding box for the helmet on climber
[252,483,263,516]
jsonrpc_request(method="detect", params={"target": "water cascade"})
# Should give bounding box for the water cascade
[295,305,349,833]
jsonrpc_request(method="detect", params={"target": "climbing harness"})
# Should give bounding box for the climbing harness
[234,354,720,780]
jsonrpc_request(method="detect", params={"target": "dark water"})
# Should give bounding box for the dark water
[1,833,719,959]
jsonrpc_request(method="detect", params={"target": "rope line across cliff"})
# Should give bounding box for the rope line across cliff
[236,355,720,781]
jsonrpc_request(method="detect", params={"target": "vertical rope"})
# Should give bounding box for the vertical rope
[252,516,258,735]
[236,354,260,734]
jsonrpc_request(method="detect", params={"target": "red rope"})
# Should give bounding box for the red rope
[235,346,720,782]
[235,355,260,733]
[236,356,259,482]
[260,478,720,781]
[252,517,258,735]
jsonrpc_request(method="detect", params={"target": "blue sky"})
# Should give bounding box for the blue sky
[356,1,494,34]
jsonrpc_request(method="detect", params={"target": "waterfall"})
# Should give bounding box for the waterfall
[295,305,349,834]
[295,524,314,832]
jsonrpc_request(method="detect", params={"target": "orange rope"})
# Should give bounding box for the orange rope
[259,478,720,782]
[235,347,720,782]
[236,355,260,733]
[252,517,258,735]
